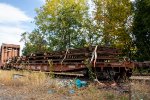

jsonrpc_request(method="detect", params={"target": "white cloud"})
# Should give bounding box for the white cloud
[0,26,24,44]
[0,25,25,53]
[0,3,33,53]
[0,3,32,24]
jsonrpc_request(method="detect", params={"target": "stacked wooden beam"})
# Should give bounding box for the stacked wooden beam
[9,46,123,72]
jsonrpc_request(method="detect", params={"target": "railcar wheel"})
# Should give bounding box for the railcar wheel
[106,69,116,81]
[117,70,129,82]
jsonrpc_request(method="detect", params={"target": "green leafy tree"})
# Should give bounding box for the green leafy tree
[35,0,88,50]
[20,29,48,55]
[81,18,101,46]
[21,0,134,56]
[132,0,150,61]
[93,0,133,55]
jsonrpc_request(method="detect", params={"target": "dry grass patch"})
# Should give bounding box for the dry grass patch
[131,80,150,100]
[0,70,132,100]
[71,84,129,100]
[0,70,47,87]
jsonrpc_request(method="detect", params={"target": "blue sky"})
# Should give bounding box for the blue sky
[0,0,45,50]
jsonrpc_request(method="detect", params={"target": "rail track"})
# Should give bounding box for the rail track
[132,73,150,76]
[130,75,150,82]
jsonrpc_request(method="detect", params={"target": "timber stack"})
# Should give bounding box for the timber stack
[3,45,135,80]
[1,45,150,80]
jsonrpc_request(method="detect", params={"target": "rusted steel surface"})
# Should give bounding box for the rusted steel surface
[1,45,149,80]
[0,43,20,67]
[5,45,150,80]
[7,46,135,72]
[134,62,150,68]
[0,61,2,67]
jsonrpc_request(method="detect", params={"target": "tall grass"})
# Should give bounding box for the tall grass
[131,80,150,100]
[0,70,149,100]
[0,70,47,87]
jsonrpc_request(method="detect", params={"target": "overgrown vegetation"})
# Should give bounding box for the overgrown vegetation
[48,59,55,78]
[131,80,150,100]
[132,0,150,61]
[0,70,47,86]
[0,70,149,100]
[0,70,128,99]
[20,0,150,61]
[20,0,136,58]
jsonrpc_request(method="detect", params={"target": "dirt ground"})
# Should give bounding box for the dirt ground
[0,84,129,100]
